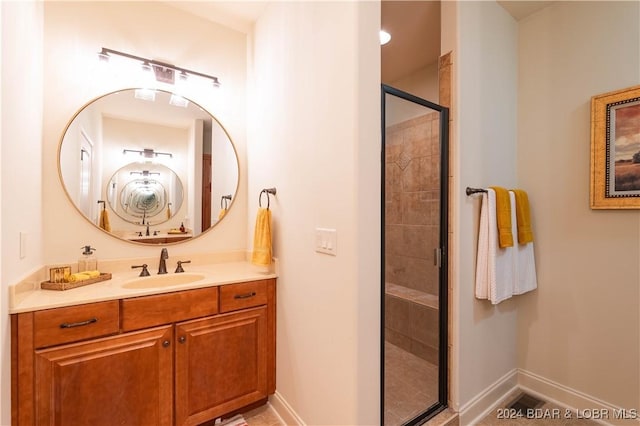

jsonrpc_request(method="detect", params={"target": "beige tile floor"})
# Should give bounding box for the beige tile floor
[244,404,284,426]
[242,380,598,426]
[384,341,439,425]
[476,391,598,426]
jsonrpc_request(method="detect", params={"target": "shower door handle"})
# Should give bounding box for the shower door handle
[434,248,442,268]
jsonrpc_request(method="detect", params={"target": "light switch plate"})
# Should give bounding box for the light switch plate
[315,228,337,256]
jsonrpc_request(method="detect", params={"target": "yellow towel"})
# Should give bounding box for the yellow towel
[511,189,533,244]
[218,209,227,220]
[65,273,90,283]
[99,209,111,232]
[166,206,171,219]
[489,186,513,248]
[82,270,101,278]
[251,208,272,266]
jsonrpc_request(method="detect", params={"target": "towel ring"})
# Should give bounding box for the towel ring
[259,188,277,209]
[221,195,232,210]
[97,200,106,211]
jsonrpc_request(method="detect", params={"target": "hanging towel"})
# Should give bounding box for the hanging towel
[166,205,172,220]
[99,209,111,232]
[511,191,537,295]
[489,186,513,248]
[511,189,533,244]
[475,189,516,304]
[475,190,537,303]
[218,209,227,220]
[251,208,272,266]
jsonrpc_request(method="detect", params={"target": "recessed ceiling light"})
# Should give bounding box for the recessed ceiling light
[380,30,391,46]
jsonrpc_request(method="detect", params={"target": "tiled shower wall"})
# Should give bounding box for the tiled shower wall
[385,111,441,296]
[385,111,441,364]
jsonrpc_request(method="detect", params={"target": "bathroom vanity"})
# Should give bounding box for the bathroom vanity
[10,259,276,426]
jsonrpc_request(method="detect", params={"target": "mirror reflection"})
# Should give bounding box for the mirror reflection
[58,89,239,244]
[106,162,183,225]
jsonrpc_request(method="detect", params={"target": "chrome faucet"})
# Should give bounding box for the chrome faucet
[145,222,151,236]
[158,248,168,274]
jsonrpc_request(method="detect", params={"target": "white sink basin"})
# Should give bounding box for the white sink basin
[122,273,206,289]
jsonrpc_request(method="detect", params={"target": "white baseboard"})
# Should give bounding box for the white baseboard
[459,368,519,425]
[457,369,639,426]
[518,369,640,426]
[269,391,305,426]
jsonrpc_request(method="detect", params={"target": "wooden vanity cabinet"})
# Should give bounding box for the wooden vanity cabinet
[11,279,276,426]
[35,326,174,426]
[175,307,268,426]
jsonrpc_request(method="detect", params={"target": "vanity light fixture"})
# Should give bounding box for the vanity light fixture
[134,88,156,102]
[123,148,173,159]
[130,170,161,176]
[98,47,221,89]
[169,94,189,108]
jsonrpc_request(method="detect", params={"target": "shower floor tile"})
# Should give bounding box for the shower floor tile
[385,341,439,425]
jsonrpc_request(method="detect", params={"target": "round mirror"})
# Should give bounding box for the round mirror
[58,89,239,244]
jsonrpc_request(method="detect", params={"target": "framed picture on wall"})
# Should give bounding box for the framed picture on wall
[590,84,640,209]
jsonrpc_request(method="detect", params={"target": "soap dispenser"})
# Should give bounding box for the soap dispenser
[79,246,97,272]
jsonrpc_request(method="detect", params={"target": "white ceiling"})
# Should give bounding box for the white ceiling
[163,1,553,85]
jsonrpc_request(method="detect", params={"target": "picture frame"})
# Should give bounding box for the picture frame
[590,84,640,209]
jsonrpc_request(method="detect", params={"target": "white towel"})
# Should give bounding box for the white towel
[475,189,515,304]
[512,192,537,295]
[475,189,537,304]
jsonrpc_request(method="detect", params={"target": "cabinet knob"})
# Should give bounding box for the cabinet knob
[162,340,170,348]
[178,336,186,344]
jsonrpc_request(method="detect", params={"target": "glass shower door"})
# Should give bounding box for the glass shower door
[382,85,448,425]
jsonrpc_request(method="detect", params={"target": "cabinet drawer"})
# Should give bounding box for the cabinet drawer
[121,287,218,332]
[219,280,268,313]
[34,300,119,348]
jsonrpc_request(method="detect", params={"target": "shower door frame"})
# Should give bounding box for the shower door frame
[380,84,449,425]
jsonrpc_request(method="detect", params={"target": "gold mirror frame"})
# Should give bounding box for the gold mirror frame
[57,89,240,244]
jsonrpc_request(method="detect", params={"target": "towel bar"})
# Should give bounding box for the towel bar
[259,188,277,209]
[466,187,487,196]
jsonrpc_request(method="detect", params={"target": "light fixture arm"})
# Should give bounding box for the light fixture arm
[100,47,220,87]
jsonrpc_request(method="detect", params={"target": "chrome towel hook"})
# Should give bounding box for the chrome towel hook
[259,188,277,209]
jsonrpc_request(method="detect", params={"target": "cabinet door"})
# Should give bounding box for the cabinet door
[175,307,268,426]
[35,326,173,426]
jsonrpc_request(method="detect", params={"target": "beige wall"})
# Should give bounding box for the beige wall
[1,2,44,423]
[41,1,248,264]
[517,1,640,410]
[454,0,519,410]
[248,2,380,424]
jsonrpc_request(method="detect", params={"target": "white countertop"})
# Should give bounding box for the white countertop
[9,252,277,314]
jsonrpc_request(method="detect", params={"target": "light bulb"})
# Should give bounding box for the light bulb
[380,30,391,45]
